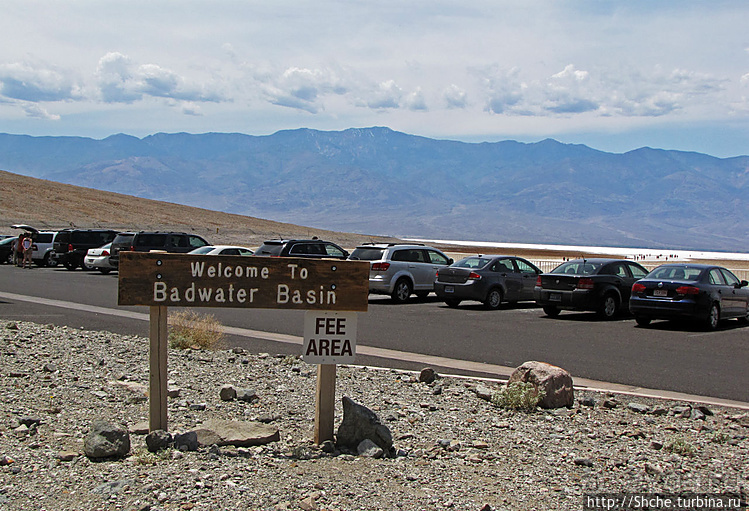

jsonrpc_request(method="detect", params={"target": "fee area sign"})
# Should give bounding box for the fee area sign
[303,311,357,364]
[118,252,369,312]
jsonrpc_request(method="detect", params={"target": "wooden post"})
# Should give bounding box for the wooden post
[314,364,337,443]
[149,305,169,432]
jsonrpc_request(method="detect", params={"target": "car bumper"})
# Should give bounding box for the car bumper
[434,281,484,301]
[534,288,598,311]
[368,276,394,295]
[629,296,706,321]
[85,256,116,270]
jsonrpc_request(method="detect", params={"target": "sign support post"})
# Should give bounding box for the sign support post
[314,364,337,443]
[149,305,169,432]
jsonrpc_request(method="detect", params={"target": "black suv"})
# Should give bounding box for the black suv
[54,229,118,270]
[110,231,210,265]
[254,239,349,260]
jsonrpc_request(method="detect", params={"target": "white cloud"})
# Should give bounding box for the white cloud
[0,61,80,102]
[366,80,402,110]
[405,87,427,111]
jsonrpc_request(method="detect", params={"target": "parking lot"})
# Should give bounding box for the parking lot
[0,262,747,403]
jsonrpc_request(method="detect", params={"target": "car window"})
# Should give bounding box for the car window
[454,257,491,269]
[492,258,514,272]
[324,244,345,258]
[551,261,603,275]
[515,259,538,274]
[391,250,410,262]
[350,248,385,261]
[648,266,702,281]
[708,269,726,285]
[426,250,449,265]
[720,269,740,286]
[35,233,53,243]
[188,236,208,248]
[237,248,254,256]
[221,248,239,255]
[139,234,167,247]
[170,235,190,248]
[628,264,648,279]
[602,263,629,278]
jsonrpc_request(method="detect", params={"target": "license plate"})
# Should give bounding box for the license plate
[550,293,561,302]
[653,289,668,297]
[445,286,454,293]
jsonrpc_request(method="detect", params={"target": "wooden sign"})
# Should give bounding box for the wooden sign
[118,252,369,311]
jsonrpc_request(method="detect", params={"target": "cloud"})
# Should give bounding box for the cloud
[405,87,427,111]
[259,66,349,113]
[443,84,467,109]
[0,61,79,102]
[21,103,60,120]
[366,80,403,109]
[95,52,223,104]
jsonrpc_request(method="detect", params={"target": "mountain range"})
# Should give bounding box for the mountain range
[0,127,747,251]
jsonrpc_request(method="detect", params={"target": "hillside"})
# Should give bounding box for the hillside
[0,170,395,248]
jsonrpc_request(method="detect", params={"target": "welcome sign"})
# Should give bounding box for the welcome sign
[118,252,369,311]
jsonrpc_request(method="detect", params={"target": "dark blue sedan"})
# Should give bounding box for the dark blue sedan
[630,263,749,330]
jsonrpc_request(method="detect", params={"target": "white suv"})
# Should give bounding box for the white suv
[348,243,453,303]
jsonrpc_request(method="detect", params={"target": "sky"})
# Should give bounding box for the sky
[1,1,749,158]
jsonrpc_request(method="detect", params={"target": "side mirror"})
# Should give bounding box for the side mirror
[739,280,748,288]
[448,258,454,265]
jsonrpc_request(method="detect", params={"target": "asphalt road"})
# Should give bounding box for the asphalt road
[1,263,747,403]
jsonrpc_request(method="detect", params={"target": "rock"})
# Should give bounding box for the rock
[357,438,384,458]
[219,384,237,401]
[145,430,173,452]
[173,431,199,452]
[507,361,574,409]
[57,451,79,462]
[167,387,182,398]
[419,367,437,384]
[42,363,57,373]
[320,440,336,453]
[129,422,149,435]
[19,416,42,427]
[475,385,493,401]
[189,403,207,411]
[579,396,596,407]
[690,408,706,421]
[91,479,134,495]
[336,397,393,453]
[84,420,131,458]
[116,381,148,395]
[627,403,651,414]
[696,405,713,416]
[573,457,594,467]
[236,389,258,402]
[673,405,692,417]
[603,399,619,409]
[192,419,280,447]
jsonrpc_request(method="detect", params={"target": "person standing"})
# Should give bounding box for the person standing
[22,233,33,269]
[14,234,25,266]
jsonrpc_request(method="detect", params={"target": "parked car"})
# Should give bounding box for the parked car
[107,232,136,267]
[188,245,254,256]
[83,243,118,274]
[630,263,749,330]
[110,231,210,266]
[0,237,15,263]
[254,239,348,259]
[11,224,59,267]
[434,255,542,309]
[348,243,453,303]
[54,229,118,270]
[534,258,649,319]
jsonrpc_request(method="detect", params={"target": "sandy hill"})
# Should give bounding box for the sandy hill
[0,170,396,248]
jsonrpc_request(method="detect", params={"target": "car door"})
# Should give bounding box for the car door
[423,249,451,290]
[720,268,748,318]
[623,262,649,304]
[708,268,737,317]
[494,257,522,300]
[514,258,540,301]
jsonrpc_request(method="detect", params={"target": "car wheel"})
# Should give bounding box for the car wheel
[44,252,59,267]
[484,288,503,310]
[635,316,651,327]
[598,293,619,319]
[391,279,412,303]
[543,305,560,317]
[445,299,461,308]
[704,303,720,331]
[98,268,112,275]
[5,253,12,264]
[64,261,78,270]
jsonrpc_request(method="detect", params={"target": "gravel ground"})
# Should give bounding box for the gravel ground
[0,320,747,511]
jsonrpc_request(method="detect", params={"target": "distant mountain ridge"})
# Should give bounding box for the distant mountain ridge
[1,128,747,251]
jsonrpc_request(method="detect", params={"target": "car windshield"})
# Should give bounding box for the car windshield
[453,257,493,269]
[550,261,604,275]
[646,266,703,281]
[189,246,215,254]
[349,248,386,261]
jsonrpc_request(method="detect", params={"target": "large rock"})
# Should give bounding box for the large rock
[336,397,393,453]
[507,361,574,409]
[192,419,279,447]
[84,420,131,458]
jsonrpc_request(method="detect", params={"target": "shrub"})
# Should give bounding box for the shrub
[491,381,545,412]
[665,436,696,457]
[168,310,226,350]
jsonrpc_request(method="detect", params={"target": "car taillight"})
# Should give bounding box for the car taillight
[67,244,74,252]
[676,285,700,295]
[102,250,110,256]
[632,283,646,293]
[468,272,482,280]
[129,245,135,251]
[536,276,542,286]
[577,278,594,289]
[372,262,390,271]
